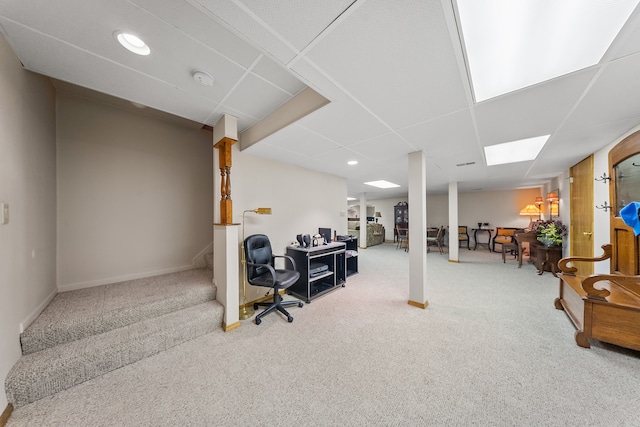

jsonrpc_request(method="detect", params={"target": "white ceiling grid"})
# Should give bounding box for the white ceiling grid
[2,0,640,198]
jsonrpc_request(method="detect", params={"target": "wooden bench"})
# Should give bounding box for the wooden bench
[556,244,640,350]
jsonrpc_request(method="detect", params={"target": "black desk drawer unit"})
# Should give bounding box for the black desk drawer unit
[286,242,346,303]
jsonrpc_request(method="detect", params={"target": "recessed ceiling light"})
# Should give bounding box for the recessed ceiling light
[114,31,150,56]
[347,160,358,165]
[364,180,400,189]
[347,197,357,201]
[456,0,640,101]
[484,135,549,166]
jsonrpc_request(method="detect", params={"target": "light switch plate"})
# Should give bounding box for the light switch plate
[1,202,8,225]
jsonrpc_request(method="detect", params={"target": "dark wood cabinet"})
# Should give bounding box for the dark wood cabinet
[394,202,408,242]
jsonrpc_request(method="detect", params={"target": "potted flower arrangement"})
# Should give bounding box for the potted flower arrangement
[533,220,568,247]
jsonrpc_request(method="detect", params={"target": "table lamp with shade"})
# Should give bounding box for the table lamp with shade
[519,204,541,229]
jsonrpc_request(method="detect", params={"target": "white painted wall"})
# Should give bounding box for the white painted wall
[228,143,348,302]
[56,91,213,290]
[370,188,541,242]
[0,36,57,409]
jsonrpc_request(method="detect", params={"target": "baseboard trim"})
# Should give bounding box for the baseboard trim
[0,403,13,427]
[408,299,429,309]
[57,264,196,292]
[223,321,241,332]
[448,259,460,263]
[20,287,57,333]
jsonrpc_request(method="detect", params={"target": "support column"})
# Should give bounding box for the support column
[408,151,428,309]
[214,224,240,331]
[212,114,241,331]
[448,182,460,262]
[359,193,367,249]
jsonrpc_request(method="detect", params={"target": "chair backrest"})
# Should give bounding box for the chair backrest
[458,226,469,239]
[244,234,273,281]
[496,228,516,237]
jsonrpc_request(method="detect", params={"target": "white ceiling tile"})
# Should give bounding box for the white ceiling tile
[397,109,478,157]
[564,52,640,130]
[258,123,340,157]
[295,96,389,145]
[193,0,297,64]
[232,0,355,52]
[348,133,415,162]
[223,73,292,120]
[474,68,597,146]
[251,56,306,95]
[305,0,468,129]
[132,0,261,68]
[0,19,218,123]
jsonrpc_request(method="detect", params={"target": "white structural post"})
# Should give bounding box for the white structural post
[359,193,367,249]
[448,182,459,262]
[408,151,428,309]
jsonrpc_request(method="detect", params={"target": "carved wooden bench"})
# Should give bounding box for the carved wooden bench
[556,244,640,351]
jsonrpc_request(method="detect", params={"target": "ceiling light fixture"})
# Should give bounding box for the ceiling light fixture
[484,135,549,166]
[364,180,400,189]
[192,70,215,86]
[114,31,150,56]
[347,160,358,165]
[456,0,640,102]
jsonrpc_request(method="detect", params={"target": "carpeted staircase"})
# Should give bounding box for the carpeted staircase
[5,268,224,408]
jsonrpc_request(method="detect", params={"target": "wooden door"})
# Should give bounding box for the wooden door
[609,131,640,275]
[570,155,594,275]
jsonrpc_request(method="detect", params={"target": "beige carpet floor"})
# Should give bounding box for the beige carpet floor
[7,243,640,426]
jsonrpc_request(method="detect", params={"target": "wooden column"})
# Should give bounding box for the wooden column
[214,137,236,225]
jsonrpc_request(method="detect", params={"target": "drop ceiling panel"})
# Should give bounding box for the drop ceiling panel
[222,73,292,120]
[258,123,341,157]
[0,3,250,105]
[0,19,218,123]
[231,0,355,52]
[295,96,389,146]
[244,141,312,166]
[305,0,468,130]
[546,119,640,164]
[290,57,347,101]
[193,0,297,64]
[564,52,640,130]
[612,11,640,59]
[251,56,306,95]
[474,68,597,145]
[131,0,261,68]
[348,133,415,162]
[397,109,478,157]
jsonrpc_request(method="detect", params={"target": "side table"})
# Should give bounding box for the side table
[535,245,563,277]
[472,228,493,251]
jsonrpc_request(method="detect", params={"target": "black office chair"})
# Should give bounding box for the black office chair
[244,234,303,325]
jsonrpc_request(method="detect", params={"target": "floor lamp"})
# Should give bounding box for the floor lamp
[239,207,272,320]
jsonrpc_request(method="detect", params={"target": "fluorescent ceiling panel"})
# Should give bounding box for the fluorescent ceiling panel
[484,135,549,166]
[364,180,401,189]
[456,0,640,102]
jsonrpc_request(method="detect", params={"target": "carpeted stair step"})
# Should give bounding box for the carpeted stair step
[20,269,215,355]
[5,300,224,407]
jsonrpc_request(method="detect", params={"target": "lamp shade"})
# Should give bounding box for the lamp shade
[375,212,382,217]
[534,196,544,205]
[519,204,540,216]
[547,192,559,202]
